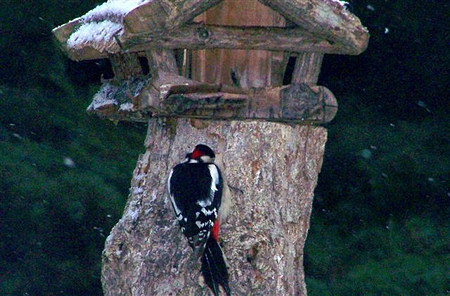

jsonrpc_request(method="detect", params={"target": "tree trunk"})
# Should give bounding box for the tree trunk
[102,119,326,295]
[102,0,328,295]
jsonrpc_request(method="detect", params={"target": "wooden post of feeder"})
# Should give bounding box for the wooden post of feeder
[102,0,326,295]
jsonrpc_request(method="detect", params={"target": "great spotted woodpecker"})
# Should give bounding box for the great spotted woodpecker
[168,144,231,296]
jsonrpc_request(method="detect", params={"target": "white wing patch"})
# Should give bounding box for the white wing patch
[196,199,211,207]
[170,194,182,217]
[196,165,220,207]
[208,164,220,192]
[201,207,217,218]
[196,220,214,229]
[167,169,182,217]
[196,221,205,229]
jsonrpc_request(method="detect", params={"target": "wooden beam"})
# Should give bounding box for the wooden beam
[258,0,369,54]
[65,47,108,61]
[279,83,337,123]
[161,83,337,123]
[145,49,178,74]
[271,52,290,86]
[87,77,337,124]
[122,0,169,34]
[121,0,226,33]
[118,23,361,55]
[291,52,324,84]
[137,49,180,110]
[163,0,224,30]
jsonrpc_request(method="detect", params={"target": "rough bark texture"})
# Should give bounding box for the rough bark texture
[102,119,327,295]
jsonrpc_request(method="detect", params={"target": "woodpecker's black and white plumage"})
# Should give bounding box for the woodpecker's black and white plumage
[168,144,231,296]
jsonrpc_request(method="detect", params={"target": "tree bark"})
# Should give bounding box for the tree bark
[102,119,327,295]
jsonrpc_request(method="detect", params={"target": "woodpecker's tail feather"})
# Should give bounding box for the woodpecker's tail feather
[188,234,207,264]
[201,236,231,296]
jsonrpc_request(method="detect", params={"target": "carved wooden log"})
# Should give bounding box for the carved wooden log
[162,84,338,123]
[292,52,324,84]
[122,0,169,34]
[87,80,338,124]
[101,119,327,295]
[118,23,360,55]
[164,0,225,30]
[119,0,368,55]
[145,49,178,75]
[124,0,225,33]
[258,0,369,54]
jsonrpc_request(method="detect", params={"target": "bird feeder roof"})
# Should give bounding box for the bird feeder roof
[53,0,369,61]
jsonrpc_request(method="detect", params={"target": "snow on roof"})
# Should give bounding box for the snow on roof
[329,0,349,8]
[67,0,152,53]
[67,20,122,52]
[83,0,151,23]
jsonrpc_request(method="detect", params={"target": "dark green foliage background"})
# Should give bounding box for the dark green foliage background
[0,0,448,295]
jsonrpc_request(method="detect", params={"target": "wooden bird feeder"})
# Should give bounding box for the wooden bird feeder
[53,0,368,125]
[53,0,368,295]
